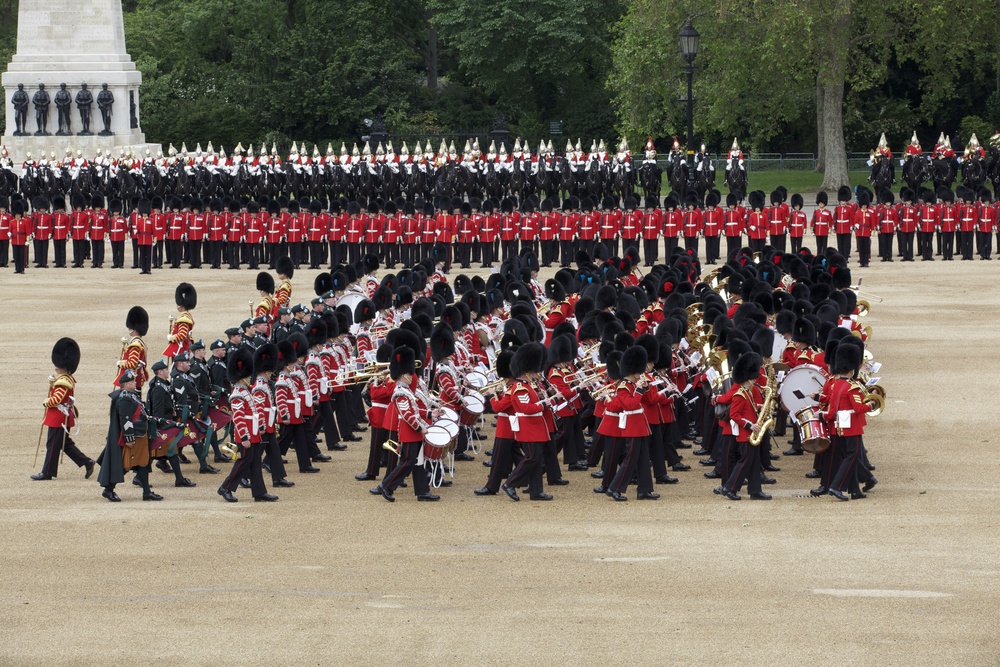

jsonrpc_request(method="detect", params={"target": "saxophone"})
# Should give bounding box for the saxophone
[748,383,776,447]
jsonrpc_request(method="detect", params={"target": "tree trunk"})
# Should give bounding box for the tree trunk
[285,0,296,29]
[815,77,825,171]
[819,5,851,191]
[425,10,438,90]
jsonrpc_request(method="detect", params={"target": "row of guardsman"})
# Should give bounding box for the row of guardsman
[32,241,885,502]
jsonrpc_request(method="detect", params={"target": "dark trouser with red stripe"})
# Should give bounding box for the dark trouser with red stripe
[725,235,741,258]
[789,235,802,254]
[278,422,312,472]
[684,235,700,257]
[559,240,573,267]
[649,423,667,479]
[830,434,862,494]
[553,413,584,465]
[506,440,544,496]
[960,230,974,260]
[602,237,618,258]
[836,232,852,258]
[713,433,737,482]
[382,440,430,496]
[724,440,761,496]
[857,236,872,265]
[878,232,893,260]
[313,399,339,450]
[484,437,516,492]
[364,426,388,478]
[222,441,267,496]
[600,435,624,487]
[609,436,653,495]
[663,235,678,258]
[815,234,828,256]
[748,237,765,253]
[187,240,202,268]
[543,436,563,484]
[39,427,91,478]
[769,234,786,253]
[262,431,286,482]
[501,239,518,263]
[705,235,721,263]
[587,429,604,468]
[642,238,658,265]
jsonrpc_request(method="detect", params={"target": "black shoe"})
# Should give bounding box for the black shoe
[723,489,741,501]
[85,460,95,479]
[143,491,164,501]
[850,492,867,500]
[455,453,475,462]
[656,476,678,484]
[783,448,804,456]
[809,486,827,497]
[132,477,143,487]
[592,485,607,494]
[549,478,569,486]
[312,454,332,462]
[355,472,377,481]
[369,484,393,501]
[769,453,780,461]
[473,487,496,496]
[102,489,121,502]
[749,492,772,500]
[568,463,589,471]
[417,493,440,501]
[239,478,251,489]
[530,493,554,501]
[482,460,493,467]
[30,473,51,481]
[156,460,172,474]
[179,453,191,464]
[590,470,604,479]
[254,493,279,502]
[299,466,321,473]
[199,465,220,474]
[703,471,721,479]
[761,476,777,485]
[438,480,453,487]
[609,490,627,501]
[699,458,717,466]
[273,478,295,487]
[637,491,660,500]
[501,484,519,501]
[863,477,878,492]
[214,454,233,463]
[713,486,725,495]
[218,488,238,503]
[805,470,821,479]
[763,464,781,472]
[484,449,494,457]
[671,463,691,471]
[175,478,196,487]
[342,435,362,442]
[828,489,849,501]
[692,448,711,456]
[327,444,347,451]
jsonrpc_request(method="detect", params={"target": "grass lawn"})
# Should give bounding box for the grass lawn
[662,169,900,197]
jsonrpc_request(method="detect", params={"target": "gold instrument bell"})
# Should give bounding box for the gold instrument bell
[219,440,241,460]
[382,439,401,456]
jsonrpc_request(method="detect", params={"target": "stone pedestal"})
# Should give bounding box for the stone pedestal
[1,0,160,167]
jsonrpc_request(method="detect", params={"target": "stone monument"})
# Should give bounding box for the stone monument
[1,0,160,166]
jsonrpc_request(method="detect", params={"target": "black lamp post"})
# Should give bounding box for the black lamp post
[679,18,700,158]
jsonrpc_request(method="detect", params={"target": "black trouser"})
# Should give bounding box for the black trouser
[501,239,518,262]
[663,235,678,258]
[830,435,862,495]
[936,230,942,255]
[978,231,992,259]
[90,239,104,267]
[901,231,915,260]
[385,242,400,268]
[221,441,267,497]
[313,399,340,450]
[363,426,388,478]
[836,232,852,258]
[53,239,67,266]
[748,237,765,253]
[878,232,893,260]
[308,241,325,268]
[599,434,623,486]
[559,240,573,267]
[554,413,584,465]
[522,239,539,259]
[153,241,163,268]
[166,238,180,267]
[227,241,241,269]
[649,423,668,480]
[471,239,481,263]
[705,235,721,262]
[278,421,313,472]
[724,440,761,496]
[789,235,802,254]
[505,440,544,496]
[856,236,871,266]
[940,230,954,260]
[959,230,974,260]
[347,242,362,266]
[108,240,123,268]
[576,239,593,258]
[246,243,260,269]
[896,229,904,256]
[187,240,202,268]
[484,437,517,493]
[540,239,556,266]
[609,436,653,496]
[919,231,934,260]
[725,235,741,258]
[334,392,356,443]
[33,239,48,266]
[0,239,8,266]
[770,234,786,253]
[138,244,152,274]
[480,240,495,267]
[38,426,91,478]
[72,239,87,266]
[262,432,286,482]
[382,440,430,496]
[456,242,472,268]
[326,240,342,268]
[642,238,658,265]
[684,235,700,257]
[602,237,618,258]
[131,238,139,268]
[713,433,737,483]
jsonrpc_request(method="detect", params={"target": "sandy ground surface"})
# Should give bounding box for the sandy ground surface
[1,255,999,666]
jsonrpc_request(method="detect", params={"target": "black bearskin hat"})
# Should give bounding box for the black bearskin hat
[256,271,275,294]
[125,306,149,336]
[354,299,376,324]
[51,337,80,373]
[547,334,576,366]
[791,317,816,346]
[544,278,566,302]
[306,318,327,347]
[732,351,762,384]
[430,322,456,361]
[286,332,309,359]
[619,346,648,377]
[830,340,863,376]
[227,348,254,384]
[253,343,280,375]
[510,342,545,377]
[314,272,333,296]
[277,341,296,367]
[389,345,416,380]
[495,350,514,379]
[175,282,197,310]
[276,255,294,279]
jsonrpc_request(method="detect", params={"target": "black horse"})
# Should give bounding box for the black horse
[666,153,688,200]
[724,157,747,195]
[638,161,662,199]
[902,156,927,192]
[930,158,956,190]
[869,158,894,194]
[960,156,986,191]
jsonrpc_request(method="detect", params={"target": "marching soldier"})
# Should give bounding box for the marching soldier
[164,282,197,359]
[501,343,553,502]
[32,338,95,481]
[116,306,149,391]
[97,369,160,501]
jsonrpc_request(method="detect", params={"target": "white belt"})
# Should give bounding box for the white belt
[371,402,388,409]
[606,409,643,429]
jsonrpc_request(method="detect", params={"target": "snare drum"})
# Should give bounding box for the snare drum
[434,416,460,441]
[466,371,489,389]
[794,406,831,454]
[459,392,485,426]
[423,426,451,461]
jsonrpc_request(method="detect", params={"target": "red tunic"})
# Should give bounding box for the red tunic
[509,380,548,442]
[746,211,768,240]
[703,208,723,237]
[597,381,649,438]
[729,384,763,443]
[812,208,833,237]
[599,209,621,240]
[641,209,662,240]
[724,209,745,238]
[823,378,870,436]
[834,203,855,235]
[43,373,77,428]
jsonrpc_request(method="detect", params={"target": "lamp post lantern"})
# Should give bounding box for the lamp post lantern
[679,18,700,159]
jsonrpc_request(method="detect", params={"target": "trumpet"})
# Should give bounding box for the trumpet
[590,381,620,400]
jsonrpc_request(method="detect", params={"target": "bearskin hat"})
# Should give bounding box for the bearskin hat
[175,282,197,310]
[791,317,816,346]
[51,337,80,373]
[313,272,333,296]
[830,340,863,376]
[253,343,280,375]
[748,190,766,211]
[510,342,545,377]
[276,341,296,367]
[354,299,376,324]
[390,329,424,363]
[305,318,327,347]
[372,286,393,311]
[362,253,380,274]
[634,334,660,364]
[256,271,275,294]
[750,326,776,359]
[276,255,294,279]
[619,346,648,377]
[286,332,309,359]
[732,351,762,384]
[125,306,149,336]
[395,286,413,307]
[544,278,566,303]
[389,345,416,380]
[226,348,254,384]
[547,334,576,366]
[595,284,617,311]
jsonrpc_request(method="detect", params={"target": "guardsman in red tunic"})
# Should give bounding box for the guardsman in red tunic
[455,201,477,268]
[51,195,70,267]
[766,189,789,252]
[812,192,832,255]
[718,352,769,501]
[937,188,957,260]
[979,188,996,260]
[822,343,872,501]
[538,198,557,266]
[519,199,540,259]
[853,189,875,267]
[0,198,12,268]
[746,191,768,253]
[896,188,917,261]
[206,199,225,269]
[263,200,284,269]
[476,350,516,495]
[244,200,264,270]
[833,186,855,258]
[218,348,272,503]
[164,282,197,359]
[546,335,586,468]
[682,194,704,257]
[150,196,166,268]
[31,195,52,267]
[365,200,385,261]
[371,346,439,502]
[723,193,746,257]
[186,198,206,268]
[501,343,553,502]
[557,196,578,268]
[877,190,898,262]
[306,199,326,269]
[605,346,658,501]
[345,201,365,265]
[437,198,458,272]
[357,341,394,481]
[382,201,401,268]
[225,200,244,269]
[32,338,95,481]
[9,198,31,273]
[703,191,723,264]
[116,306,149,391]
[327,200,347,268]
[69,193,90,267]
[662,194,682,257]
[286,200,306,268]
[958,189,978,261]
[417,200,435,261]
[578,197,599,258]
[600,196,622,258]
[165,196,186,268]
[479,199,499,268]
[496,197,516,262]
[397,201,416,267]
[621,196,642,257]
[640,195,661,266]
[132,198,155,274]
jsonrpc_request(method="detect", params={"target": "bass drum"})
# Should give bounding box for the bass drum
[778,364,828,415]
[335,293,365,334]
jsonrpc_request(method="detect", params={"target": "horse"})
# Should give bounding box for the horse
[666,153,688,200]
[901,156,927,192]
[611,165,633,202]
[638,161,662,200]
[482,162,504,202]
[988,149,1000,195]
[870,158,894,194]
[584,162,605,203]
[960,157,986,192]
[694,158,716,202]
[724,157,747,195]
[930,158,956,190]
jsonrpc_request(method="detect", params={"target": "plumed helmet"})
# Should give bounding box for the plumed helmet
[125,306,149,336]
[227,348,254,384]
[175,282,197,310]
[253,343,280,375]
[51,337,81,373]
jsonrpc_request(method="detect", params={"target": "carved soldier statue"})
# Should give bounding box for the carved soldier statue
[55,83,72,135]
[33,83,51,136]
[11,83,29,135]
[76,83,94,135]
[97,83,114,136]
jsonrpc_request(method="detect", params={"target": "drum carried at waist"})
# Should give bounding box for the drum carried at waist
[459,392,485,426]
[794,406,831,453]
